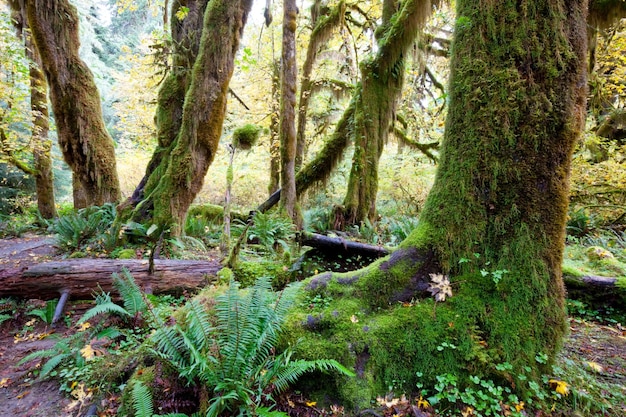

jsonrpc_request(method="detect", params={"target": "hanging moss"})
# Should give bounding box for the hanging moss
[341,0,434,225]
[123,0,254,235]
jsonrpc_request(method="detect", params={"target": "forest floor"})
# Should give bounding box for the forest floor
[0,236,625,416]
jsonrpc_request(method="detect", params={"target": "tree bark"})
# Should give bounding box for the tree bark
[25,0,120,207]
[268,60,281,196]
[122,0,253,236]
[279,0,300,225]
[28,30,57,219]
[0,259,220,299]
[286,0,588,406]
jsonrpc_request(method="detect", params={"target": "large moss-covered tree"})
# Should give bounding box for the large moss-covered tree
[25,0,120,207]
[118,0,253,235]
[285,0,587,407]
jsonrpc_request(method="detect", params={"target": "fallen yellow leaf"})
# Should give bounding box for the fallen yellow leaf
[586,361,604,373]
[80,344,96,360]
[77,322,91,331]
[0,377,9,388]
[305,401,317,407]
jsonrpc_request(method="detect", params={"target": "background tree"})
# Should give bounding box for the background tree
[25,0,120,207]
[338,0,433,226]
[120,0,254,235]
[285,0,587,405]
[279,0,299,225]
[0,1,56,218]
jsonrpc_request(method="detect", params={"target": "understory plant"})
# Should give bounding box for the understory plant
[17,268,171,392]
[147,277,354,417]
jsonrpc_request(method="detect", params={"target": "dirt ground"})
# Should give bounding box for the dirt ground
[0,236,625,416]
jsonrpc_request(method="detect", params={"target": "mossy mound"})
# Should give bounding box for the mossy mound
[232,259,291,289]
[187,203,247,224]
[232,124,261,150]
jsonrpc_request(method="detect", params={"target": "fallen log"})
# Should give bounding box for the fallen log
[0,259,221,300]
[298,231,390,257]
[563,273,626,309]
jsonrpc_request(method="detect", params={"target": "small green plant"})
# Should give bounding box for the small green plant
[235,211,295,254]
[426,372,525,417]
[53,203,116,251]
[27,299,58,325]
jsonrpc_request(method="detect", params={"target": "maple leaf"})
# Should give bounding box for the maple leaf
[80,344,97,360]
[77,322,91,332]
[586,361,604,373]
[428,273,452,302]
[549,379,569,396]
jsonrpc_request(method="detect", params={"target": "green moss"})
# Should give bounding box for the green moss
[116,248,136,259]
[232,124,261,150]
[119,366,156,417]
[233,259,291,288]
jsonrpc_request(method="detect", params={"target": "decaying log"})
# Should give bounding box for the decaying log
[298,231,390,257]
[563,273,625,309]
[0,259,221,300]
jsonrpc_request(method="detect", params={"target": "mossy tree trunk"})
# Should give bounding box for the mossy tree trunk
[268,60,281,196]
[28,37,56,219]
[286,0,587,407]
[7,0,56,218]
[124,0,253,235]
[279,0,299,225]
[25,0,120,208]
[118,0,209,217]
[339,0,431,226]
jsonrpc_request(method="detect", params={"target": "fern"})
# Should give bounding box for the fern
[0,313,11,325]
[112,268,147,316]
[132,381,154,417]
[77,301,132,324]
[150,276,353,416]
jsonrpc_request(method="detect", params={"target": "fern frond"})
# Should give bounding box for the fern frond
[184,299,213,351]
[150,326,191,373]
[269,358,346,394]
[77,301,131,324]
[113,268,147,315]
[132,380,154,417]
[18,346,65,365]
[40,353,72,378]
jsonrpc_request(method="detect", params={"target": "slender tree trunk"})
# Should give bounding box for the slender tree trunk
[279,0,299,225]
[340,0,430,226]
[127,0,253,235]
[286,0,588,406]
[28,34,56,218]
[268,60,281,196]
[25,0,120,207]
